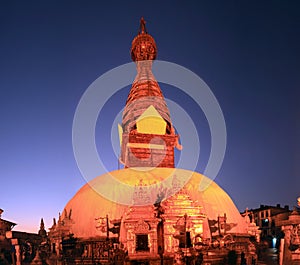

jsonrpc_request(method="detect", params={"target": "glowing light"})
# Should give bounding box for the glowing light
[272,237,277,248]
[195,226,203,234]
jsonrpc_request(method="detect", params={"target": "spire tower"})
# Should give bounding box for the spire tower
[120,18,179,168]
[38,218,47,238]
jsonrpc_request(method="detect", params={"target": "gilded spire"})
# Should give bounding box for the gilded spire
[139,17,147,34]
[120,19,179,168]
[124,18,171,134]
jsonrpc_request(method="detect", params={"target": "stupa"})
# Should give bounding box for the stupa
[48,18,259,265]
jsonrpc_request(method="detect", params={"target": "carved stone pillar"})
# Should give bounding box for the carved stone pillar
[14,244,21,265]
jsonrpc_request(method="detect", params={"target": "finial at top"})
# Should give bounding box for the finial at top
[40,218,45,229]
[139,17,147,34]
[131,17,157,61]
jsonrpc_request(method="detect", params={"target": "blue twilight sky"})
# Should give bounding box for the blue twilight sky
[0,1,299,232]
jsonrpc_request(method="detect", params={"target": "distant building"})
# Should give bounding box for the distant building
[0,209,16,264]
[242,204,291,247]
[0,209,16,241]
[1,209,46,265]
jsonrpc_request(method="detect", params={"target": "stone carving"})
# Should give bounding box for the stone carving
[289,224,300,251]
[165,174,184,198]
[134,219,150,234]
[133,179,151,205]
[95,216,107,233]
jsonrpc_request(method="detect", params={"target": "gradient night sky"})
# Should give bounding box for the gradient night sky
[1,1,299,232]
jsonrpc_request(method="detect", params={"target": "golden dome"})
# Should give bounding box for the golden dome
[63,168,249,239]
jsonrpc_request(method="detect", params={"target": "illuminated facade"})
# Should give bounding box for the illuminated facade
[45,18,260,265]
